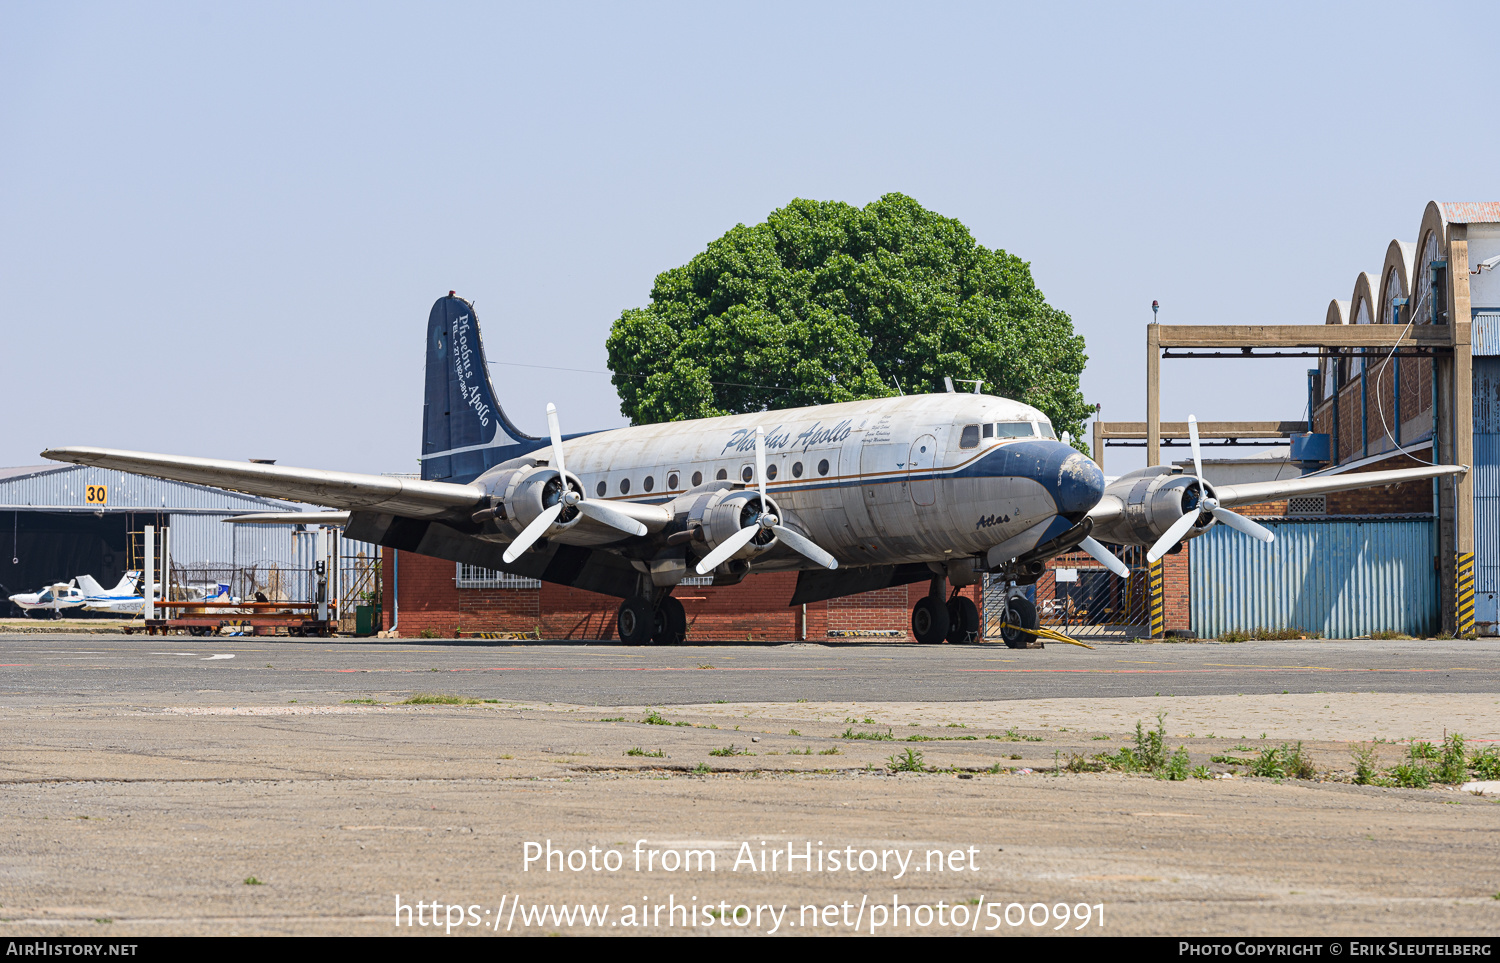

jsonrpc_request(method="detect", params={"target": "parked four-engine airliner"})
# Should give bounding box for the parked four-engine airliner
[43,294,1465,645]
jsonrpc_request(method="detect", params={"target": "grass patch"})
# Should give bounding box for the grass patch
[691,762,711,774]
[625,747,664,757]
[1351,743,1381,785]
[1248,742,1316,780]
[787,729,801,736]
[400,693,479,705]
[597,717,624,722]
[1097,714,1195,781]
[341,698,381,705]
[244,877,264,886]
[818,747,841,756]
[988,729,1044,742]
[1437,733,1468,785]
[1066,753,1106,773]
[709,744,751,757]
[905,735,978,742]
[1470,746,1500,780]
[887,747,926,772]
[841,727,894,741]
[789,747,812,755]
[641,709,690,727]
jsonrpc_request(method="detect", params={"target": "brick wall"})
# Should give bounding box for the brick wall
[1338,380,1363,461]
[381,549,978,642]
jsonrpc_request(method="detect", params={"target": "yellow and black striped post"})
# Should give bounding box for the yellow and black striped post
[1456,552,1475,637]
[1149,560,1165,639]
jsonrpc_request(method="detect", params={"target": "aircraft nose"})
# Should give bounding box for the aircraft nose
[1052,449,1105,518]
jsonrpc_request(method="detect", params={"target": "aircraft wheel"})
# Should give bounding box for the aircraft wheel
[1001,596,1040,649]
[617,596,655,646]
[652,596,687,645]
[945,596,980,644]
[911,596,950,644]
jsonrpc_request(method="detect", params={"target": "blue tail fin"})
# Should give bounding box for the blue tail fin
[421,294,540,483]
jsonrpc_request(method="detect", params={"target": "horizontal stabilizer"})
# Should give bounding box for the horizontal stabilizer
[41,447,484,518]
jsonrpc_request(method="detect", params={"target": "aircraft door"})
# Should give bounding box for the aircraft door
[908,434,937,507]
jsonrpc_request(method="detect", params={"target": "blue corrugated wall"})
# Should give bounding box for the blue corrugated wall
[1190,518,1438,638]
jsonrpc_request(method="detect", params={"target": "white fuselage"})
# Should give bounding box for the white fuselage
[493,394,1098,571]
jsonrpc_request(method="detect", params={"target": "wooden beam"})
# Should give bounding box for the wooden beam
[1097,420,1307,440]
[1146,324,1161,465]
[1155,324,1452,349]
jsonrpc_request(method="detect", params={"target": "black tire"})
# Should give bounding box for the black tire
[617,596,655,646]
[911,596,950,645]
[945,596,980,644]
[1001,596,1040,649]
[652,595,687,645]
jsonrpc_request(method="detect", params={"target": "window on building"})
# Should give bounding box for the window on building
[456,564,540,589]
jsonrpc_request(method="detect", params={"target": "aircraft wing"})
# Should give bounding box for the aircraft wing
[41,447,484,519]
[226,512,353,525]
[1086,463,1465,525]
[1212,464,1464,509]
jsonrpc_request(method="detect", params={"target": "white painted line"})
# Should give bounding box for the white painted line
[202,654,235,660]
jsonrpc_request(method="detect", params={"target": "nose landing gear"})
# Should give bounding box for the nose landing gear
[1000,595,1040,649]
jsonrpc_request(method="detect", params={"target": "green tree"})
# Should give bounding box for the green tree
[606,193,1090,446]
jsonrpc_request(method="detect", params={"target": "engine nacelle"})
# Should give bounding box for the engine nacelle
[475,464,585,538]
[1089,467,1217,548]
[691,488,781,566]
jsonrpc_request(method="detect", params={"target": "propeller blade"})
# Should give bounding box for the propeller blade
[1188,414,1203,483]
[1079,536,1130,578]
[545,403,566,479]
[694,524,759,575]
[577,499,647,537]
[772,525,838,570]
[754,425,766,507]
[502,502,563,564]
[1211,507,1276,543]
[1146,508,1200,564]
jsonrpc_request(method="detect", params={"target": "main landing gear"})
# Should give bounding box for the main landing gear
[616,593,687,646]
[910,578,981,645]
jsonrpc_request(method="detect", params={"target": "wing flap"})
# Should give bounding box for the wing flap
[42,447,483,518]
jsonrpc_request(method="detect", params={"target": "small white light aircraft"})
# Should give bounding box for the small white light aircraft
[8,581,88,618]
[44,295,1464,645]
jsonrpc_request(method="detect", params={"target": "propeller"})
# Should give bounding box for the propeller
[694,427,838,575]
[1079,536,1130,578]
[503,403,647,564]
[1145,415,1275,563]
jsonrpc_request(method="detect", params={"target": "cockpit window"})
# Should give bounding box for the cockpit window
[959,424,980,449]
[995,422,1033,438]
[1034,420,1056,440]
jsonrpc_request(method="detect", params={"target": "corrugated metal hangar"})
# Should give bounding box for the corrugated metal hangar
[0,463,303,614]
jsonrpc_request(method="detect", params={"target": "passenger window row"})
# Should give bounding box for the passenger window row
[590,458,834,496]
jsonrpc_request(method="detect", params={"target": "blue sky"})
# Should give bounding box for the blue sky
[3,2,1495,475]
